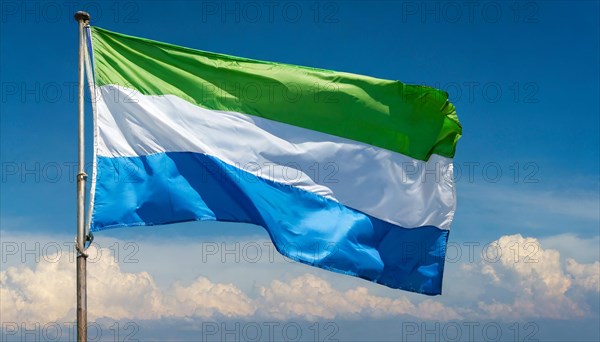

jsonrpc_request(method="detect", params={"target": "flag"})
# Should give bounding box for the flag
[88,27,462,295]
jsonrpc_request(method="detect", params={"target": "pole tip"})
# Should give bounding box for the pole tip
[74,11,90,22]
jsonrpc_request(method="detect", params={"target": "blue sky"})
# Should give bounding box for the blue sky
[1,1,599,341]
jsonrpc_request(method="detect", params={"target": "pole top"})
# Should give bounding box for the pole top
[74,11,90,22]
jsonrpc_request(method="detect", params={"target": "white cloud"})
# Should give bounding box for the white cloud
[1,248,77,323]
[164,277,256,318]
[0,246,254,323]
[1,247,459,323]
[257,273,461,321]
[476,234,586,319]
[2,233,598,324]
[566,259,600,292]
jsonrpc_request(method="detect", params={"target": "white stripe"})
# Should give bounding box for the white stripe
[96,85,456,230]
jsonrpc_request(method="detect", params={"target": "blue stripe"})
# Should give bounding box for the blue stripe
[91,152,449,295]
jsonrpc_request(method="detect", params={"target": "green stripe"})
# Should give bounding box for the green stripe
[91,26,461,160]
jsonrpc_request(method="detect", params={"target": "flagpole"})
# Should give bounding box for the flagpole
[74,10,90,342]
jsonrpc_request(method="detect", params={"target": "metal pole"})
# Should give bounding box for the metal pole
[74,10,90,342]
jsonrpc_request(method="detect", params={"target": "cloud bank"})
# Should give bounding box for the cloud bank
[1,234,598,324]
